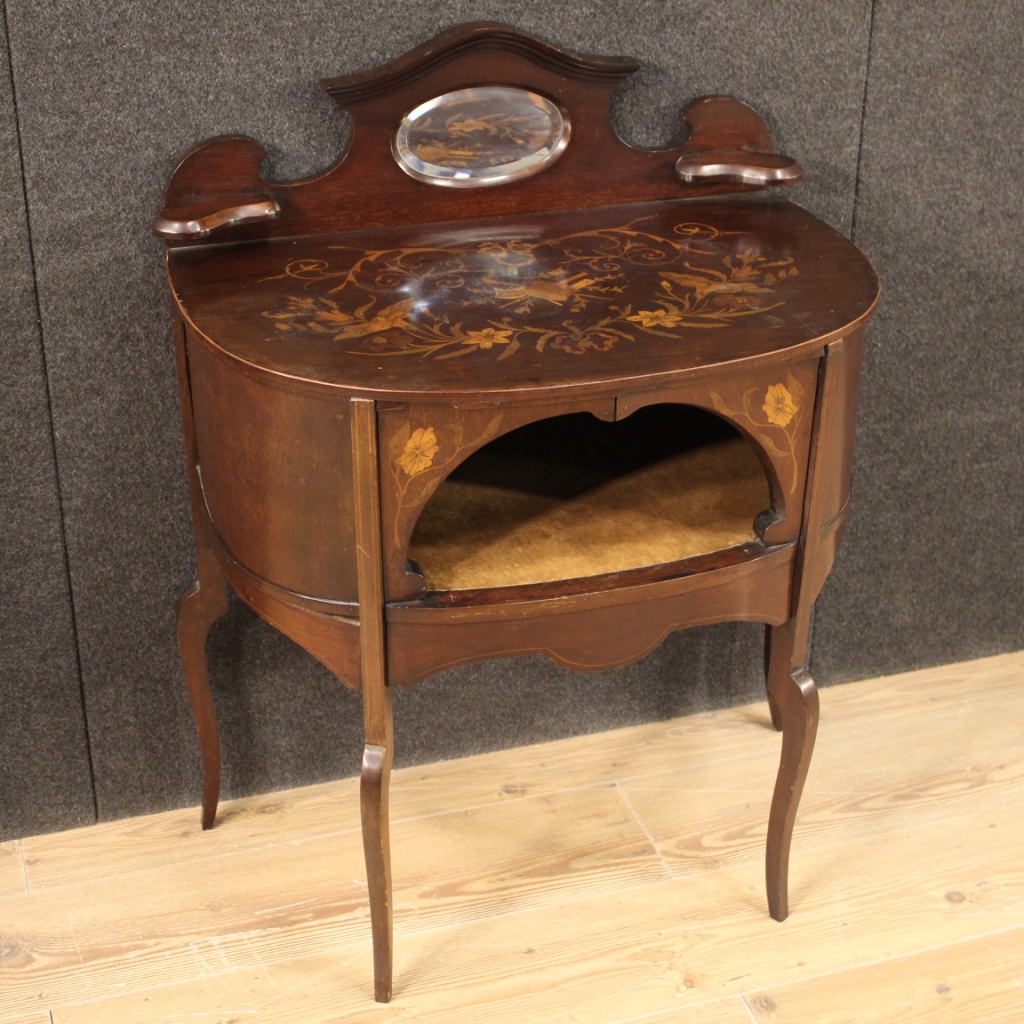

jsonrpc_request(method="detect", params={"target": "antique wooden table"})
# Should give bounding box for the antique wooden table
[156,23,879,1001]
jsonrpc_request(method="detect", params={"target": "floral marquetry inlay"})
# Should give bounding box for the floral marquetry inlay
[710,374,807,494]
[397,427,440,477]
[261,217,800,361]
[386,416,505,552]
[762,383,800,428]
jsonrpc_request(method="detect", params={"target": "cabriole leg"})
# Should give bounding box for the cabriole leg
[764,617,818,921]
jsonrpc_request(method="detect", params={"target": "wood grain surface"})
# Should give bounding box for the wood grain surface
[0,840,27,897]
[3,650,1022,1022]
[746,929,1024,1023]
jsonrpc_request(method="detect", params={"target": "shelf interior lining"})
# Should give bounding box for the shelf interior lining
[409,434,769,590]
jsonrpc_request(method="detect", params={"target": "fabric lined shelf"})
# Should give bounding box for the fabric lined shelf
[409,436,769,590]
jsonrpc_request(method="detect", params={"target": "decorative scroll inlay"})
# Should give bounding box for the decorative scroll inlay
[262,218,799,361]
[710,375,806,493]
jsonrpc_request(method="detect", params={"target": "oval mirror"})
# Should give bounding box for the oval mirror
[392,86,571,188]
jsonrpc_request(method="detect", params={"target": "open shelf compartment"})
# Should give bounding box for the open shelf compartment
[408,405,771,592]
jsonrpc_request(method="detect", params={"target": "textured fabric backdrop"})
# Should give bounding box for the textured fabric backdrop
[1,0,1021,839]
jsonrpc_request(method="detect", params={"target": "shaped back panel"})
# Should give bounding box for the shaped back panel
[157,22,799,245]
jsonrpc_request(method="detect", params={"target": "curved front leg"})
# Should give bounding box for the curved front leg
[764,617,818,921]
[361,732,394,1002]
[175,550,229,830]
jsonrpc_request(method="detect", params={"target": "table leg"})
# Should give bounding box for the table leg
[175,545,229,830]
[764,616,819,922]
[763,625,784,732]
[351,397,395,1000]
[361,693,394,1003]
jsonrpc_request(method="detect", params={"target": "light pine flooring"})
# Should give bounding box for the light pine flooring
[2,651,1023,1023]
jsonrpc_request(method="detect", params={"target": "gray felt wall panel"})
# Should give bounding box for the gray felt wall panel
[810,0,1024,682]
[0,11,94,839]
[16,1,1018,837]
[3,0,871,830]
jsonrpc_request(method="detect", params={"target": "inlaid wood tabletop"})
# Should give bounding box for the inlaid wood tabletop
[171,195,878,397]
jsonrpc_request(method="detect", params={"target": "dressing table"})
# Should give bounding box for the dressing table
[156,22,879,1001]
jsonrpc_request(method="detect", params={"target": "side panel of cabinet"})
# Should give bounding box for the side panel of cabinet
[803,331,866,602]
[617,355,822,548]
[185,331,358,602]
[813,329,865,530]
[377,396,618,601]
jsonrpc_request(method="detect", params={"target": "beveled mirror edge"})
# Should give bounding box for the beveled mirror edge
[391,85,572,189]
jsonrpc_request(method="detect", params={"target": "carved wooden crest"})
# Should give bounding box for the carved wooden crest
[156,22,800,244]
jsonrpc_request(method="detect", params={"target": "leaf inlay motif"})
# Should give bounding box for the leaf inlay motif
[262,218,799,360]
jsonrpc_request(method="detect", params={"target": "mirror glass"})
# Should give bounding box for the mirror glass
[393,86,571,188]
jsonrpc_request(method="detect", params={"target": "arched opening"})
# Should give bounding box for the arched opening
[408,404,772,591]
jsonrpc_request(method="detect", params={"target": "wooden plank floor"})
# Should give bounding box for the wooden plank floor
[2,651,1022,1023]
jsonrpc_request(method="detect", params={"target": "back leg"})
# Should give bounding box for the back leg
[176,547,229,830]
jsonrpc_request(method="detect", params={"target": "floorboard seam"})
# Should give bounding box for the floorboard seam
[607,993,760,1024]
[613,781,677,879]
[744,924,1024,998]
[981,930,1024,993]
[740,992,761,1023]
[17,839,29,895]
[395,874,682,943]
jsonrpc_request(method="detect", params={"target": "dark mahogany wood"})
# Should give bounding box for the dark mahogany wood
[175,558,228,831]
[351,399,395,1003]
[386,546,795,687]
[675,95,803,186]
[172,316,229,830]
[155,22,804,245]
[159,23,879,1002]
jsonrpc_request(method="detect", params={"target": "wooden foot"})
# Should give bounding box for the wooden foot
[764,616,818,920]
[361,741,394,1002]
[175,563,228,830]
